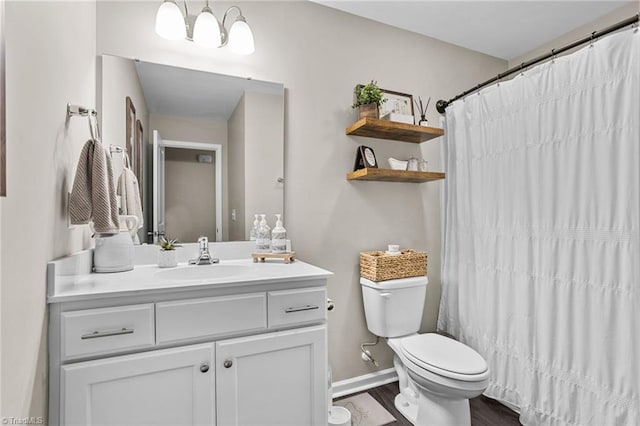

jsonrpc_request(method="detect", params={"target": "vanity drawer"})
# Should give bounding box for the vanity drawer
[61,304,155,360]
[268,288,327,328]
[156,293,267,344]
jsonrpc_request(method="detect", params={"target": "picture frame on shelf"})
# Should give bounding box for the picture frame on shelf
[379,89,414,124]
[353,145,378,171]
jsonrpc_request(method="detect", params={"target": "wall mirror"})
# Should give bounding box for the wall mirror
[99,55,284,243]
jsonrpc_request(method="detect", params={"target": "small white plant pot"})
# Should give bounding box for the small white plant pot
[158,250,177,268]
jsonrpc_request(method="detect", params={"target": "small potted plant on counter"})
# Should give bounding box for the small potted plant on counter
[158,237,181,268]
[352,80,386,119]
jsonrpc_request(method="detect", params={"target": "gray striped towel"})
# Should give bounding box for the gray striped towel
[69,139,120,234]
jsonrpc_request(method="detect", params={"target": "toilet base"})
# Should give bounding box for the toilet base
[394,393,418,424]
[394,391,470,426]
[415,389,471,426]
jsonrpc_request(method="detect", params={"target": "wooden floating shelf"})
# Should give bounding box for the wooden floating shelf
[346,117,444,143]
[347,168,445,183]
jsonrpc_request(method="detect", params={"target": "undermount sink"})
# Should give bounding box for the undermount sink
[155,264,252,281]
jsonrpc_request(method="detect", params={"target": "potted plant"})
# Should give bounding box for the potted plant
[158,237,181,268]
[352,80,386,119]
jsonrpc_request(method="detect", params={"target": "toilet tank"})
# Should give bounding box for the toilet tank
[360,276,428,338]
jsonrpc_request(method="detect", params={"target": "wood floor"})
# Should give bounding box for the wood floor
[335,382,521,426]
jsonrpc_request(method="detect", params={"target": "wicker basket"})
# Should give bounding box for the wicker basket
[360,249,427,282]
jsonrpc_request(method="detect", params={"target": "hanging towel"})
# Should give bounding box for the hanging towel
[69,139,120,234]
[117,154,144,230]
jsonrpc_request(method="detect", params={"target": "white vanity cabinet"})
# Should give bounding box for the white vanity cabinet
[48,253,332,426]
[216,325,326,426]
[61,343,215,426]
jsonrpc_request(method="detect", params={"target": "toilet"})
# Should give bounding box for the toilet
[360,276,489,426]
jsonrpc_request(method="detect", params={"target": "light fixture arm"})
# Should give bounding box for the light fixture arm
[220,5,244,47]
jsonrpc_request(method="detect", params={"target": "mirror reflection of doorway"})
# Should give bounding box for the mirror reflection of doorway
[153,130,222,243]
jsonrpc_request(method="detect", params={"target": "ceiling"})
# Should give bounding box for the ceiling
[313,1,634,60]
[134,61,283,120]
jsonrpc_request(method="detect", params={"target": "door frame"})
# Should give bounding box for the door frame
[159,139,223,242]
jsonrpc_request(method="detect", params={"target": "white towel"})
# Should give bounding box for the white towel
[69,139,120,234]
[117,155,144,231]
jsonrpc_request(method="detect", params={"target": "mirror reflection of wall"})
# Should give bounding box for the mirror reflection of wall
[98,55,285,243]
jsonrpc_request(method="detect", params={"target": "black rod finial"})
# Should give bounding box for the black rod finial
[436,100,448,114]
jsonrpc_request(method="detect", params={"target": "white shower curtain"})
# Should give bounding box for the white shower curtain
[438,28,639,425]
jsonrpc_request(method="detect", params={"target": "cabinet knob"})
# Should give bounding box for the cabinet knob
[224,359,233,368]
[200,363,210,373]
[327,298,335,311]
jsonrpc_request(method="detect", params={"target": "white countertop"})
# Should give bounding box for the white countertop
[48,253,333,303]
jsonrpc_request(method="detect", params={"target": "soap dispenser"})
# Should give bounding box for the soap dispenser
[256,214,271,252]
[249,214,259,241]
[271,214,287,253]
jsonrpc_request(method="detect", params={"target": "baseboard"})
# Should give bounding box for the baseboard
[332,368,398,399]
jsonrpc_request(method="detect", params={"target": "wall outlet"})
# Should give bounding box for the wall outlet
[231,209,237,221]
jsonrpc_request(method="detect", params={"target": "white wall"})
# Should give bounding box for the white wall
[1,0,96,420]
[97,0,506,381]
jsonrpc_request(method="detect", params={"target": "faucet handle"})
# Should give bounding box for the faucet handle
[198,236,209,249]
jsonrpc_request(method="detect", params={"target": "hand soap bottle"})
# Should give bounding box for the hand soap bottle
[271,214,287,253]
[249,214,259,241]
[256,214,271,252]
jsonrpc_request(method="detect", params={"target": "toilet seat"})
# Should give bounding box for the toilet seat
[400,334,489,382]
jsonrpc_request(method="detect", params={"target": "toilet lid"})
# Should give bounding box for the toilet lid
[400,334,488,378]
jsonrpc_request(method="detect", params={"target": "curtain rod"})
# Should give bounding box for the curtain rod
[435,13,639,113]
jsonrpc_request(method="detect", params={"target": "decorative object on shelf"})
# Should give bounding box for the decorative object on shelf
[360,249,427,282]
[158,237,181,268]
[388,157,408,170]
[379,88,414,124]
[419,159,429,171]
[407,157,419,171]
[386,244,401,256]
[414,96,431,126]
[252,251,296,264]
[155,0,255,55]
[353,145,378,171]
[352,81,386,119]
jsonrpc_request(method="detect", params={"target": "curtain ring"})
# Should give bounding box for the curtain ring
[520,62,526,76]
[590,31,596,47]
[551,48,556,64]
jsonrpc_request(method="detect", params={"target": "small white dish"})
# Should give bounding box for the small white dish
[385,251,402,256]
[388,157,408,170]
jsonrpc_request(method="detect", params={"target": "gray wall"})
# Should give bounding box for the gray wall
[244,91,285,237]
[1,0,97,419]
[164,147,217,243]
[149,113,228,241]
[96,0,506,383]
[1,0,508,420]
[228,95,246,241]
[509,3,639,68]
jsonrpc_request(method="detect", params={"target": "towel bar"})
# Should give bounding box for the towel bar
[67,103,101,142]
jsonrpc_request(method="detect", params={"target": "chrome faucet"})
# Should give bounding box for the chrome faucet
[189,236,219,265]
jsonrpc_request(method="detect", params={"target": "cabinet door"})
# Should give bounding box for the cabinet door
[216,325,327,426]
[62,343,215,426]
